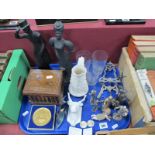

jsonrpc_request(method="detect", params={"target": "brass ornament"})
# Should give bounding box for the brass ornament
[32,108,52,126]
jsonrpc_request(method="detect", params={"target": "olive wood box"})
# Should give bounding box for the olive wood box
[23,69,63,105]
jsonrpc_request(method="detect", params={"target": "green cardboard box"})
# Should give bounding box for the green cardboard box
[0,49,30,123]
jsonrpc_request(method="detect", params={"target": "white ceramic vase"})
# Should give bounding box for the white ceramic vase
[69,56,88,97]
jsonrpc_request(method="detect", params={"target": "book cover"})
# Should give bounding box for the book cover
[127,35,155,65]
[135,53,155,70]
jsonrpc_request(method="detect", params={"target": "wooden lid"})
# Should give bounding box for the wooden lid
[23,69,63,96]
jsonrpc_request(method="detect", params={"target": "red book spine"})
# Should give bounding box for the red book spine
[127,40,138,65]
[150,106,155,120]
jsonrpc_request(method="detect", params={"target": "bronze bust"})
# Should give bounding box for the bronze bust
[49,20,74,83]
[15,19,51,69]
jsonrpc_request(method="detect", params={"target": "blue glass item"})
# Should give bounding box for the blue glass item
[55,102,68,129]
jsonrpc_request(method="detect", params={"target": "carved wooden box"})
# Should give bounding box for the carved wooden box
[23,69,63,105]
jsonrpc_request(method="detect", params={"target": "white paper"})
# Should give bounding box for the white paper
[99,122,108,129]
[68,127,82,135]
[46,75,53,79]
[83,128,93,135]
[112,124,118,129]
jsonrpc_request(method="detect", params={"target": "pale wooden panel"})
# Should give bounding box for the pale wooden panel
[118,48,152,126]
[96,126,155,135]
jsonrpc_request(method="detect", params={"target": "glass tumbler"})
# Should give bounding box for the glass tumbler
[92,50,108,77]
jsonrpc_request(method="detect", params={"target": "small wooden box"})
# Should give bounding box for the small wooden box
[23,69,63,105]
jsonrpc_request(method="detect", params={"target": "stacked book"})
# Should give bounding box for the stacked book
[127,35,155,120]
[136,70,155,120]
[127,35,155,68]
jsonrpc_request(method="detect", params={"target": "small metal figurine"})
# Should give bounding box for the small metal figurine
[99,77,121,84]
[117,85,129,103]
[103,61,117,77]
[89,90,98,112]
[97,83,119,99]
[113,105,129,121]
[15,19,51,69]
[117,72,126,83]
[91,111,111,121]
[49,20,74,83]
[103,96,120,109]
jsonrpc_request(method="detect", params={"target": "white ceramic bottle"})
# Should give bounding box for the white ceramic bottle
[69,56,88,97]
